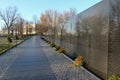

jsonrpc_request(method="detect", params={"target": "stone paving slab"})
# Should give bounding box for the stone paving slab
[0,40,27,79]
[41,38,101,80]
[0,36,101,80]
[1,36,56,80]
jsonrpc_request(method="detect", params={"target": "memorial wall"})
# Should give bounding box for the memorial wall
[43,0,120,79]
[59,0,109,79]
[108,0,120,78]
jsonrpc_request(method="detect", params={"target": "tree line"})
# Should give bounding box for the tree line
[0,6,76,38]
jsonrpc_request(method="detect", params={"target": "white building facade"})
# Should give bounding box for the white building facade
[23,24,36,35]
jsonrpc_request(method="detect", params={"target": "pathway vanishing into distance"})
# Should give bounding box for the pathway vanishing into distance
[0,36,101,80]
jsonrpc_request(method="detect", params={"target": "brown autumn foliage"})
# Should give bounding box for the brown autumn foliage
[39,8,76,37]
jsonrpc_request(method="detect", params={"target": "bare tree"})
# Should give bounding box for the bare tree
[57,13,65,45]
[58,9,76,45]
[40,9,54,41]
[53,10,59,42]
[25,21,29,35]
[32,15,38,34]
[69,8,77,19]
[0,6,18,35]
[57,12,70,45]
[40,13,49,35]
[111,0,120,26]
[15,17,24,36]
[45,10,53,27]
[38,24,48,35]
[75,18,81,51]
[108,0,120,77]
[33,15,37,24]
[39,8,76,43]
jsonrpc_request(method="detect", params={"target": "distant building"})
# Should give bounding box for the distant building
[23,24,36,35]
[0,28,8,35]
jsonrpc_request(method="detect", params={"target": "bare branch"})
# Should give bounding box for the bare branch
[0,6,18,35]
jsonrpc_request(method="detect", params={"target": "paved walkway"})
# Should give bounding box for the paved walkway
[0,36,101,80]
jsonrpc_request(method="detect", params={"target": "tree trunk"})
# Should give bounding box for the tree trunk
[8,27,10,35]
[54,27,56,43]
[60,27,63,46]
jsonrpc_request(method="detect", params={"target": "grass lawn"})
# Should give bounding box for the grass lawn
[0,36,29,55]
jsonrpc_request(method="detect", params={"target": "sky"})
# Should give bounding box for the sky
[0,0,101,28]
